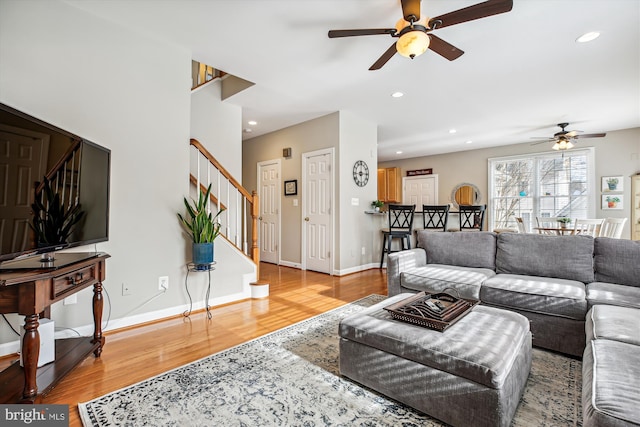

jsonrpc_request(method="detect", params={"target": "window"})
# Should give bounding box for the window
[488,148,595,231]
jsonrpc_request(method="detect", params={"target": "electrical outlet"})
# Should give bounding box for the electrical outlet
[158,276,169,291]
[361,246,366,255]
[122,283,132,296]
[63,294,77,305]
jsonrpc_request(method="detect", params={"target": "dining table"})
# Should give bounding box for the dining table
[533,227,580,236]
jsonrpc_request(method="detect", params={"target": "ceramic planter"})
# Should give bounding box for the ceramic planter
[193,242,214,268]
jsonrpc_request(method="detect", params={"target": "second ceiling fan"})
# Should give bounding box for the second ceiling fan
[328,0,513,70]
[531,123,607,151]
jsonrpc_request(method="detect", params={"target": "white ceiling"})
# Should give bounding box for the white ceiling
[68,0,640,161]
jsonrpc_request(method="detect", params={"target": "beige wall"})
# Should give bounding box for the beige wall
[243,113,340,266]
[380,127,640,238]
[0,0,191,347]
[0,0,252,353]
[337,111,378,271]
[191,81,243,179]
[243,111,379,273]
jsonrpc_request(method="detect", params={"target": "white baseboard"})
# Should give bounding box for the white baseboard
[0,290,251,358]
[278,260,301,269]
[334,263,380,276]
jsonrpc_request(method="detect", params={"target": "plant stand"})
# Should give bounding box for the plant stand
[183,262,216,319]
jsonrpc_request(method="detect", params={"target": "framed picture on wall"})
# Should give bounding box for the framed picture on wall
[602,176,623,192]
[284,180,297,196]
[602,194,623,210]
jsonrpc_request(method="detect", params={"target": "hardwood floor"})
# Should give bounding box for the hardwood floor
[34,264,387,426]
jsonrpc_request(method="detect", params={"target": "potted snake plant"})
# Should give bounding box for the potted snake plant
[178,184,225,268]
[30,177,85,246]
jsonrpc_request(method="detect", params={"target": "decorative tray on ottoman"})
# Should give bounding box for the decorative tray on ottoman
[384,291,479,332]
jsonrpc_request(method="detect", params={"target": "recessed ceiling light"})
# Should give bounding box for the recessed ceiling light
[576,31,600,43]
[243,128,252,133]
[449,129,457,134]
[248,120,257,125]
[465,140,473,144]
[396,151,403,154]
[391,92,404,98]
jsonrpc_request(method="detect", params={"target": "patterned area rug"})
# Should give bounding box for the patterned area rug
[79,295,582,426]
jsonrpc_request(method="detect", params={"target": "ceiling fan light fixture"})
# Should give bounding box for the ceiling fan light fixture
[552,139,574,151]
[396,29,430,59]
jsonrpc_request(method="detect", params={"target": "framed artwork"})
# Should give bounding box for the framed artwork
[602,194,623,210]
[284,179,297,196]
[602,176,623,192]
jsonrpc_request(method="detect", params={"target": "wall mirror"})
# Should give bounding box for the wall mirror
[451,183,481,209]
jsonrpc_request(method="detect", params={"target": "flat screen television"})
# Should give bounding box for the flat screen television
[0,103,110,270]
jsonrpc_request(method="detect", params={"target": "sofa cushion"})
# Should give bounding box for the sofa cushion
[400,264,495,299]
[586,305,640,345]
[481,274,588,320]
[586,282,640,310]
[594,237,640,287]
[496,233,595,283]
[417,231,497,270]
[582,339,640,427]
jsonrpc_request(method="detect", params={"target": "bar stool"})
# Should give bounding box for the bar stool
[459,204,486,231]
[380,204,415,268]
[422,205,450,231]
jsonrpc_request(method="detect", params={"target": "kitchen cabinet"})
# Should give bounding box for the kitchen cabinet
[377,167,401,203]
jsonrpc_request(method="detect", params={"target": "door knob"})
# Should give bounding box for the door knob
[304,217,310,221]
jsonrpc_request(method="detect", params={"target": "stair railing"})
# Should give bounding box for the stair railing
[189,138,259,274]
[34,139,83,214]
[191,60,226,90]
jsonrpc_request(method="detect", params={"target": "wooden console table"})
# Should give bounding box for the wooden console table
[0,252,109,403]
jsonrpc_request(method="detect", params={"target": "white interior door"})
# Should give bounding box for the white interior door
[0,126,49,255]
[403,175,438,208]
[257,160,280,264]
[303,149,333,274]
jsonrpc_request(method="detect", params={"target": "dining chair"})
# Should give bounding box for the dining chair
[459,204,486,231]
[574,218,604,237]
[380,204,415,268]
[422,205,449,231]
[598,217,628,238]
[515,217,527,233]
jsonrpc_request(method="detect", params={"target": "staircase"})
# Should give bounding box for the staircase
[189,138,263,282]
[191,60,225,90]
[31,139,83,248]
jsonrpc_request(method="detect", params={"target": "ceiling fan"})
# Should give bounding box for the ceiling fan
[327,0,513,70]
[531,123,607,151]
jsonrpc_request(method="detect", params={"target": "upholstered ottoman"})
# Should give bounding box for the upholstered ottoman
[339,293,532,427]
[583,305,640,427]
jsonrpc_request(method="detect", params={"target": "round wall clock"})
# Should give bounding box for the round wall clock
[353,160,369,187]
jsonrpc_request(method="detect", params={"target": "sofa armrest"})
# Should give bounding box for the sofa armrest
[387,248,427,296]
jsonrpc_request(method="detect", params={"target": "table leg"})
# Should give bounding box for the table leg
[92,281,104,357]
[21,314,39,401]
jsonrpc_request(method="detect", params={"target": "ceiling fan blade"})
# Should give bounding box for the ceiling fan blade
[575,133,607,139]
[428,34,464,61]
[531,140,554,146]
[401,0,421,22]
[530,137,554,140]
[429,0,513,29]
[369,43,398,70]
[564,131,579,138]
[328,28,395,38]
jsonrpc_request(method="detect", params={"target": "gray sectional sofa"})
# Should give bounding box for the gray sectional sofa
[386,231,640,426]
